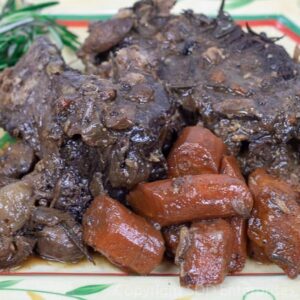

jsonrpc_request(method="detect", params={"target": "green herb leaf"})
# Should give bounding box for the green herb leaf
[0,0,80,71]
[0,132,16,149]
[65,284,111,296]
[0,280,21,288]
[1,0,16,16]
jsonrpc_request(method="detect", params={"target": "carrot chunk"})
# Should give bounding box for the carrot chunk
[175,219,233,289]
[227,216,247,273]
[128,174,253,226]
[220,155,244,181]
[83,195,165,274]
[167,126,226,177]
[248,169,300,278]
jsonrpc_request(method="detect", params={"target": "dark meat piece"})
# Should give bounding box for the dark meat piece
[78,18,133,61]
[0,38,97,218]
[83,195,165,274]
[0,37,174,193]
[0,141,35,178]
[0,176,17,188]
[23,151,93,222]
[175,220,233,289]
[31,207,85,263]
[60,72,173,189]
[128,174,253,226]
[0,180,33,235]
[80,0,300,189]
[0,236,35,270]
[248,169,300,278]
[0,39,63,158]
[0,180,35,269]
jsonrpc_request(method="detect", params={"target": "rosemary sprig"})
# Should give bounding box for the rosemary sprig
[0,0,80,71]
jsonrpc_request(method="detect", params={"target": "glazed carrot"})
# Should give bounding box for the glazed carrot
[220,155,244,181]
[248,168,299,201]
[175,219,233,289]
[220,155,247,272]
[248,241,271,264]
[227,216,247,273]
[248,169,300,278]
[167,126,226,177]
[83,195,165,274]
[128,174,253,226]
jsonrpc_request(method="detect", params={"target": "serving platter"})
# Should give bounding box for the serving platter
[0,0,300,299]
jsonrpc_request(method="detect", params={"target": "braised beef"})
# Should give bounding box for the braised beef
[31,207,86,263]
[81,0,300,190]
[1,0,300,277]
[0,141,35,178]
[0,236,35,270]
[0,37,174,194]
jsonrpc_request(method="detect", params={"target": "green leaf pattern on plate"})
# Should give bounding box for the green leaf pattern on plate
[0,280,21,288]
[225,0,255,9]
[0,280,111,300]
[66,284,111,296]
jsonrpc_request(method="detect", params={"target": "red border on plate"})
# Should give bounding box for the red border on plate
[0,271,285,277]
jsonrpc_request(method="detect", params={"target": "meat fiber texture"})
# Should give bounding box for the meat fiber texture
[0,36,174,268]
[0,37,175,207]
[80,0,300,191]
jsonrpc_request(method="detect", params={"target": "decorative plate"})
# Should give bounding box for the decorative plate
[0,0,300,299]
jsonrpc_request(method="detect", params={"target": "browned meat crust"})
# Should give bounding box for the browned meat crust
[80,0,300,190]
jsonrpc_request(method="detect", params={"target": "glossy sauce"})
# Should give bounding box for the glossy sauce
[83,195,165,275]
[176,219,233,289]
[167,126,226,177]
[128,174,253,226]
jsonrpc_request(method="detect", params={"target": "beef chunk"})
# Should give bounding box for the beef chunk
[31,207,86,263]
[0,236,35,270]
[0,141,35,178]
[0,37,174,193]
[80,0,300,189]
[0,181,33,235]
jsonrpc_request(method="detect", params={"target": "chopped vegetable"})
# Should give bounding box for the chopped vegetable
[227,216,247,273]
[167,126,226,177]
[83,195,165,275]
[220,155,244,181]
[248,169,300,278]
[175,219,233,289]
[128,174,253,227]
